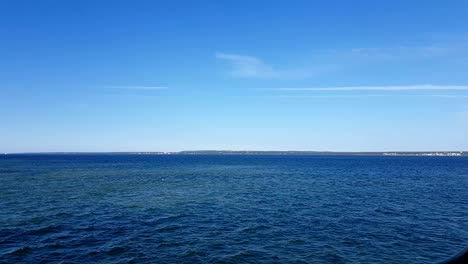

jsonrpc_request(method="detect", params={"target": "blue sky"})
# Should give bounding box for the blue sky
[1,0,468,152]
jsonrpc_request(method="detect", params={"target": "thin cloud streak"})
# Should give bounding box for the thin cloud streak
[423,94,468,98]
[273,94,392,98]
[273,85,468,91]
[341,36,468,61]
[110,86,169,90]
[229,94,468,99]
[216,38,468,80]
[272,94,468,99]
[343,45,451,61]
[216,52,322,79]
[216,52,271,78]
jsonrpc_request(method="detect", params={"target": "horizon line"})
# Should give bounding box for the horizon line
[271,84,468,91]
[3,150,466,155]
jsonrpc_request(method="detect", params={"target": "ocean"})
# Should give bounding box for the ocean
[0,154,467,263]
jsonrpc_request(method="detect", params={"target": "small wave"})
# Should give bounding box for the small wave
[25,225,60,236]
[319,251,345,263]
[217,250,262,263]
[0,228,21,239]
[87,246,127,257]
[374,207,396,216]
[0,169,17,174]
[157,242,181,249]
[288,239,306,245]
[239,225,271,233]
[52,212,73,218]
[182,249,205,258]
[156,214,189,222]
[105,246,126,256]
[44,243,65,250]
[155,225,183,233]
[142,214,189,227]
[4,246,32,256]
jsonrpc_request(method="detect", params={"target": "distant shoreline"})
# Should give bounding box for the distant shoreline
[3,151,467,156]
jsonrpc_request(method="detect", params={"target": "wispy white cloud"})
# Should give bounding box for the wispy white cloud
[423,94,468,98]
[110,86,168,90]
[216,37,468,80]
[272,94,392,98]
[323,37,468,62]
[344,46,450,61]
[253,94,453,99]
[215,53,267,77]
[272,85,468,91]
[215,52,324,79]
[270,94,468,99]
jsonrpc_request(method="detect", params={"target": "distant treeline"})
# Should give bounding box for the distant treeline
[177,151,467,156]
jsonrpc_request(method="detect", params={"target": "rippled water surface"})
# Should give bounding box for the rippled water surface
[0,154,467,263]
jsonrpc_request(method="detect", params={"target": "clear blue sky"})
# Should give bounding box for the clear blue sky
[1,0,468,152]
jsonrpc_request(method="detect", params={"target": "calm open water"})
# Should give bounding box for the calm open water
[0,154,467,263]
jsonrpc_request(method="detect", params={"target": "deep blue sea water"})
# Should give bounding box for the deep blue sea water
[0,154,467,263]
